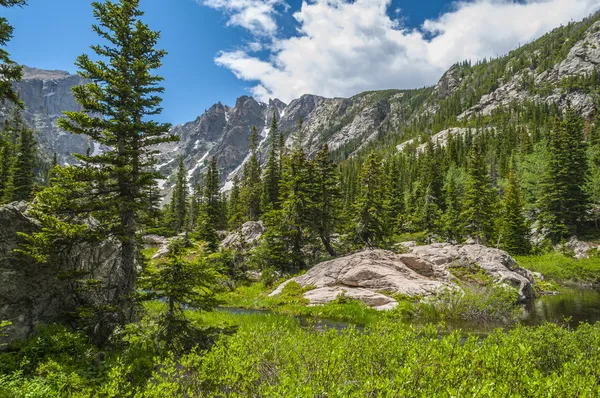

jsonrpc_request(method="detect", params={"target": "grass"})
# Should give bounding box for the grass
[515,253,600,285]
[217,281,381,325]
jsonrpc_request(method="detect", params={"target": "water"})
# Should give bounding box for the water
[220,288,600,332]
[522,288,600,328]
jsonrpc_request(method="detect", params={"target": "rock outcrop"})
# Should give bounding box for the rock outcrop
[270,244,534,310]
[0,202,126,345]
[220,221,266,251]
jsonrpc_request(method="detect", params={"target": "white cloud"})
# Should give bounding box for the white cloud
[211,0,600,102]
[200,0,286,35]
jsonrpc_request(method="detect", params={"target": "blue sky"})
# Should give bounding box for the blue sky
[5,0,600,124]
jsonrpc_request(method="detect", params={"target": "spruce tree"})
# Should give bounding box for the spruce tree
[353,152,385,247]
[261,112,280,211]
[197,156,221,252]
[383,157,404,236]
[311,144,341,256]
[461,139,497,244]
[139,237,218,352]
[499,168,530,255]
[0,0,27,106]
[9,119,36,202]
[442,167,463,242]
[167,156,188,233]
[19,0,176,331]
[539,106,589,241]
[240,126,262,221]
[227,175,244,230]
[0,118,17,202]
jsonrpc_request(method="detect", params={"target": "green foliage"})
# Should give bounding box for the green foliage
[0,0,26,106]
[138,238,220,352]
[499,167,531,255]
[352,152,385,247]
[19,0,176,339]
[240,126,262,221]
[134,320,600,397]
[461,137,498,244]
[539,106,589,242]
[515,253,600,284]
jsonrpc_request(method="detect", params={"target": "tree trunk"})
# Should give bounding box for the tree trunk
[320,233,336,257]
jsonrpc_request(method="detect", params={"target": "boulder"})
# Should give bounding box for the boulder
[409,244,534,301]
[270,244,535,309]
[220,221,266,251]
[0,202,127,345]
[270,250,449,308]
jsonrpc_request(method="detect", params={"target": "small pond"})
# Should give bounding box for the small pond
[522,288,600,328]
[219,288,600,333]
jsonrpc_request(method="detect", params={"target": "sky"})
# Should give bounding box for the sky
[5,0,600,124]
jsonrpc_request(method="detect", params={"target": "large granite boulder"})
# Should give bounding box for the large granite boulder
[0,202,126,345]
[220,221,266,251]
[270,244,535,310]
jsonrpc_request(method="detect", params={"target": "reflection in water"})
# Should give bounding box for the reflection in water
[522,289,600,328]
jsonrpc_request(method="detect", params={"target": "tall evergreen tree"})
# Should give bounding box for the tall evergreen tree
[383,157,404,236]
[353,152,385,247]
[539,106,589,241]
[240,126,262,221]
[227,175,243,230]
[261,112,281,210]
[461,139,497,244]
[197,156,221,252]
[9,119,36,202]
[20,0,176,332]
[442,167,463,242]
[311,144,341,256]
[499,167,530,254]
[0,0,27,106]
[167,156,188,233]
[0,112,19,202]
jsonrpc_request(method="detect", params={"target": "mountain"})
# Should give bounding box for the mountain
[9,13,600,197]
[3,66,104,165]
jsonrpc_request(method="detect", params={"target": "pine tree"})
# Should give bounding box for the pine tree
[353,152,385,247]
[461,139,497,244]
[19,0,176,332]
[0,121,16,202]
[197,156,221,252]
[311,144,341,256]
[499,167,530,255]
[9,119,36,202]
[539,106,589,241]
[0,0,27,106]
[261,112,281,211]
[256,143,313,273]
[442,167,463,242]
[167,156,188,233]
[227,175,243,229]
[383,157,404,236]
[241,126,262,221]
[139,237,218,352]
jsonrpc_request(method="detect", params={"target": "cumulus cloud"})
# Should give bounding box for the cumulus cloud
[200,0,286,35]
[210,0,600,102]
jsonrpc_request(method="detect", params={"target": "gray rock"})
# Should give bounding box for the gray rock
[0,202,127,345]
[270,244,535,309]
[220,221,266,251]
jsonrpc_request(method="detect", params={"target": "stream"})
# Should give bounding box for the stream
[219,288,600,333]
